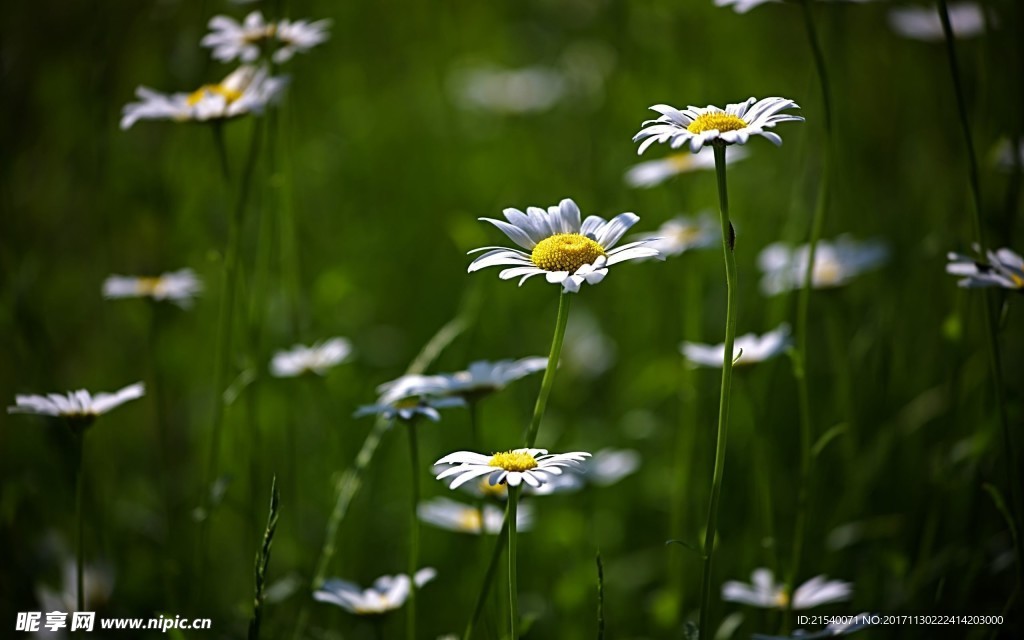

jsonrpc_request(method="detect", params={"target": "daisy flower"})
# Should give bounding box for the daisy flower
[757,236,888,295]
[270,337,353,377]
[102,269,202,307]
[625,147,748,188]
[202,11,331,64]
[314,568,436,616]
[682,324,791,368]
[412,357,549,401]
[434,448,590,489]
[8,383,145,427]
[888,3,989,42]
[355,374,464,423]
[633,97,803,155]
[36,557,114,615]
[418,497,533,535]
[716,0,874,14]
[120,65,287,130]
[449,64,567,115]
[468,198,662,293]
[634,214,719,258]
[722,568,852,610]
[946,247,1024,291]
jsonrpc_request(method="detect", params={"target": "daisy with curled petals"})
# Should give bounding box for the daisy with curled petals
[418,497,533,535]
[946,247,1024,291]
[314,568,436,616]
[8,382,145,428]
[722,568,852,610]
[355,373,463,423]
[468,197,662,293]
[270,337,353,377]
[102,269,202,307]
[633,97,804,154]
[120,65,287,130]
[625,146,748,188]
[202,11,331,64]
[682,324,792,368]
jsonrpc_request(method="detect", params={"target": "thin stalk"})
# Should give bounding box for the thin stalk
[523,291,571,448]
[74,430,85,614]
[697,145,738,640]
[462,518,509,640]
[507,486,520,639]
[406,422,421,640]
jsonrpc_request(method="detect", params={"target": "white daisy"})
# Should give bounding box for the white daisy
[757,236,888,295]
[468,198,662,293]
[8,383,145,425]
[403,357,548,401]
[633,97,804,155]
[434,448,590,489]
[314,568,436,616]
[722,568,852,610]
[417,497,533,535]
[432,465,577,499]
[355,374,464,423]
[120,65,288,130]
[202,12,331,64]
[625,147,749,188]
[102,269,202,307]
[274,17,332,63]
[587,448,642,487]
[635,214,719,257]
[448,64,567,115]
[888,3,989,42]
[946,247,1024,291]
[682,324,791,368]
[270,337,353,377]
[716,0,874,14]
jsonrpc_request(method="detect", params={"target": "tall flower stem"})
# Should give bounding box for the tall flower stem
[697,144,738,640]
[74,430,86,614]
[937,0,1023,586]
[406,422,421,640]
[507,486,521,639]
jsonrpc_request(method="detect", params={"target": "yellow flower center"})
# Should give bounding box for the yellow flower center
[135,277,163,296]
[1010,272,1024,288]
[686,113,747,135]
[477,479,508,498]
[814,259,842,286]
[392,397,421,410]
[530,233,606,273]
[489,450,538,472]
[186,84,244,107]
[774,591,790,608]
[667,153,696,171]
[457,508,484,533]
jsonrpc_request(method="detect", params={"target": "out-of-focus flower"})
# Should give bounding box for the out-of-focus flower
[121,65,287,129]
[757,236,888,295]
[562,309,617,378]
[682,324,791,368]
[634,97,803,155]
[716,0,874,14]
[355,374,464,423]
[417,497,533,534]
[888,3,989,41]
[449,64,567,114]
[435,449,590,489]
[102,269,202,307]
[946,247,1024,291]
[8,383,145,426]
[314,569,436,615]
[634,214,719,257]
[722,568,852,610]
[389,358,547,402]
[468,198,662,293]
[586,448,641,486]
[625,147,748,188]
[35,559,114,636]
[202,11,330,64]
[994,138,1023,171]
[270,338,353,377]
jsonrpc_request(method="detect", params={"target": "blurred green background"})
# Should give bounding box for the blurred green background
[1,0,1022,638]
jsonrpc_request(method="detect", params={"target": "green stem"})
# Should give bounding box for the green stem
[523,291,571,448]
[507,486,520,639]
[406,423,421,640]
[462,518,509,640]
[74,430,85,614]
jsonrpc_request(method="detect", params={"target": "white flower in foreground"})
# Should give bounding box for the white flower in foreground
[102,269,202,307]
[758,236,888,295]
[435,448,590,489]
[634,97,803,155]
[683,324,791,368]
[418,497,533,534]
[468,198,662,293]
[120,65,287,130]
[625,146,748,188]
[449,64,567,115]
[202,11,331,64]
[723,568,852,610]
[270,337,353,377]
[635,214,719,258]
[946,247,1024,291]
[314,568,436,616]
[716,0,873,14]
[888,3,988,42]
[8,383,145,425]
[355,374,464,422]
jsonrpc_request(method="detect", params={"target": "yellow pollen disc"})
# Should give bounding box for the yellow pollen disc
[686,113,747,135]
[489,450,538,472]
[186,84,244,107]
[135,277,163,295]
[774,591,790,608]
[1011,273,1024,288]
[457,508,484,532]
[530,233,606,273]
[667,153,695,170]
[477,479,508,498]
[392,397,421,409]
[814,259,842,286]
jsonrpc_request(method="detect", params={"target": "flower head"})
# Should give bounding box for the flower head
[723,568,852,610]
[946,247,1024,291]
[102,269,202,307]
[468,198,661,293]
[270,337,353,377]
[634,214,719,258]
[121,65,287,130]
[355,374,464,423]
[682,324,791,368]
[758,236,888,295]
[888,3,988,42]
[435,448,590,489]
[634,97,803,155]
[625,147,748,188]
[202,11,331,64]
[314,568,436,616]
[716,0,874,14]
[8,382,145,428]
[398,357,547,401]
[449,64,568,115]
[418,497,533,534]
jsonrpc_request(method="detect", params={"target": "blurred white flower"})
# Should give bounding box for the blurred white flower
[270,338,353,377]
[435,449,590,489]
[121,65,287,129]
[202,11,330,64]
[390,358,547,401]
[888,3,989,42]
[102,269,202,307]
[469,198,662,293]
[417,497,533,534]
[946,247,1024,291]
[993,137,1023,171]
[35,559,114,637]
[625,147,748,188]
[722,568,852,609]
[562,309,617,378]
[634,214,719,258]
[314,568,436,615]
[449,65,567,114]
[355,374,464,422]
[716,0,874,14]
[586,448,641,486]
[8,383,145,425]
[634,97,803,154]
[757,236,888,295]
[682,324,791,368]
